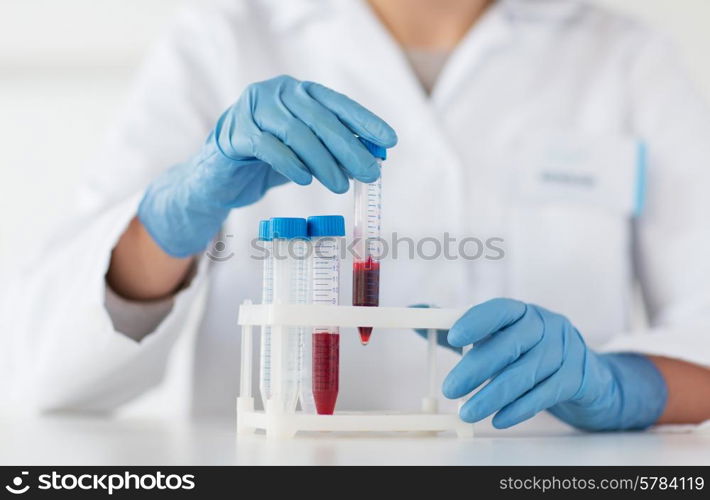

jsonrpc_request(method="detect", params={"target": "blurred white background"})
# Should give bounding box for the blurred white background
[0,0,709,416]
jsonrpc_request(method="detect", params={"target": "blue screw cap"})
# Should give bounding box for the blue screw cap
[258,220,272,241]
[359,137,387,160]
[270,217,308,239]
[307,215,345,237]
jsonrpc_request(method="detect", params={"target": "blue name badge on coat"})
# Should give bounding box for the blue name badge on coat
[515,132,647,217]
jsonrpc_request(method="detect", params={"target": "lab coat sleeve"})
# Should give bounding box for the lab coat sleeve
[104,281,177,342]
[9,4,236,412]
[599,32,710,369]
[11,193,210,413]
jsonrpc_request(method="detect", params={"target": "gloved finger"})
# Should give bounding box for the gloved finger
[264,168,290,191]
[256,98,349,193]
[442,310,544,399]
[283,85,382,182]
[409,304,459,353]
[457,339,564,424]
[491,359,582,429]
[303,81,398,148]
[220,107,314,187]
[249,132,313,186]
[448,298,527,348]
[415,329,457,351]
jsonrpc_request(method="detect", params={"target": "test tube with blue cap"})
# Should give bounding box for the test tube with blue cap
[266,217,309,413]
[304,215,345,415]
[258,220,273,409]
[352,138,387,345]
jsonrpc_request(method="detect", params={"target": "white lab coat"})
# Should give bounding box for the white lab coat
[7,0,710,419]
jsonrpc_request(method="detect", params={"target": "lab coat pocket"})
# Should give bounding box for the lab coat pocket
[514,133,646,216]
[507,132,646,344]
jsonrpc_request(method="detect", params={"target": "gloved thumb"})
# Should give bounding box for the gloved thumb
[409,304,461,354]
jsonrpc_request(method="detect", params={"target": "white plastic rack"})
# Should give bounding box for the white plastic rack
[237,302,474,439]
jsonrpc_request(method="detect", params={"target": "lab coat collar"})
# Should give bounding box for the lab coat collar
[431,1,516,107]
[332,0,472,232]
[260,0,331,32]
[500,0,588,23]
[261,0,588,37]
[431,0,587,108]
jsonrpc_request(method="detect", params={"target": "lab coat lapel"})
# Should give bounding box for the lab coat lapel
[321,0,474,305]
[277,0,500,306]
[432,0,586,109]
[325,0,433,119]
[323,0,468,206]
[431,1,516,111]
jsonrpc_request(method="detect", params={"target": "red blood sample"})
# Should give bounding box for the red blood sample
[313,332,339,415]
[352,258,380,345]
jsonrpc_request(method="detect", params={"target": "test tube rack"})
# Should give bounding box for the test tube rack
[236,301,474,439]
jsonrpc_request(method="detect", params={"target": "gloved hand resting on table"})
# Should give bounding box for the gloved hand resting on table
[138,75,397,257]
[433,298,668,431]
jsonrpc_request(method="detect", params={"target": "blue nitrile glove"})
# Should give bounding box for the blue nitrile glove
[411,304,461,353]
[442,298,668,431]
[138,75,397,257]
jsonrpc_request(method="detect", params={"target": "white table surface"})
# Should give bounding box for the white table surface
[0,413,707,466]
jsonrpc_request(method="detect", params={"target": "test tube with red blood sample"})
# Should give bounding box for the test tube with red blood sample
[306,216,345,415]
[352,139,386,345]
